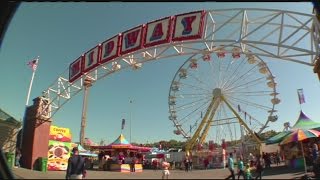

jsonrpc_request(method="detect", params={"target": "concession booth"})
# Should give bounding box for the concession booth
[91,134,151,172]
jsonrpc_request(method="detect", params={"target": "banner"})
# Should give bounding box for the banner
[297,88,306,104]
[49,125,72,142]
[121,119,125,130]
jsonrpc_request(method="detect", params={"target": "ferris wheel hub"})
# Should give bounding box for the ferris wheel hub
[212,88,222,97]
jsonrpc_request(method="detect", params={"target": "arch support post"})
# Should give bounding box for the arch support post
[21,96,52,170]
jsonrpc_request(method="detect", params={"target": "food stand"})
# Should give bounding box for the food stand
[91,134,151,172]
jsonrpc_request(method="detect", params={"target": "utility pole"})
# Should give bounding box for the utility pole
[80,77,93,146]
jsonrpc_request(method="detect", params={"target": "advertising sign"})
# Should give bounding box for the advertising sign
[49,125,72,142]
[47,140,72,171]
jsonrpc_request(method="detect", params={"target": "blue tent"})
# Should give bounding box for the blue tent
[77,144,97,157]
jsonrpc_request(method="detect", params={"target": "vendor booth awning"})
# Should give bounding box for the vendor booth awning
[265,131,291,145]
[266,111,320,144]
[71,143,97,157]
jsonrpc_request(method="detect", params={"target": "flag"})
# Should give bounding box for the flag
[121,119,125,130]
[27,58,39,71]
[297,89,306,104]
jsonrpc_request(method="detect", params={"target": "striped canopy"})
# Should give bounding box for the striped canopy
[292,111,320,130]
[106,134,132,148]
[90,134,151,152]
[280,129,320,145]
[265,111,320,144]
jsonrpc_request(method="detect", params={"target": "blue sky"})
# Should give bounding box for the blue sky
[1,2,319,145]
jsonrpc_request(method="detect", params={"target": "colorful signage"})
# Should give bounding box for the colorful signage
[49,125,72,142]
[47,140,72,171]
[69,10,206,83]
[172,10,206,41]
[100,34,122,64]
[120,25,145,55]
[69,56,83,83]
[83,45,101,73]
[144,16,173,47]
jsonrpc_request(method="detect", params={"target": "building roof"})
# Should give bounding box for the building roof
[0,108,21,126]
[0,108,21,151]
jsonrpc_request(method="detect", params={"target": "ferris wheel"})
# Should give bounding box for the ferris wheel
[168,46,280,148]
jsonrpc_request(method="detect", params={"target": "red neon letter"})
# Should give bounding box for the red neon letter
[103,41,114,58]
[71,61,80,77]
[150,23,164,41]
[124,29,140,49]
[181,16,196,35]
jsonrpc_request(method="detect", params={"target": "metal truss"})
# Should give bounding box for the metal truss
[40,8,320,120]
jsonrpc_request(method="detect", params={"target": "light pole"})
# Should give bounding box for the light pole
[80,77,93,146]
[129,99,133,143]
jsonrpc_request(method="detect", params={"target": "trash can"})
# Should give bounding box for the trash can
[5,152,15,169]
[39,157,48,172]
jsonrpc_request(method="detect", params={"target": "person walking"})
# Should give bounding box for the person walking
[152,159,158,171]
[237,157,245,180]
[255,155,264,180]
[189,157,193,171]
[184,158,189,172]
[226,153,235,180]
[66,147,86,179]
[14,149,21,168]
[161,158,170,179]
[275,151,281,166]
[130,156,136,172]
[244,163,253,180]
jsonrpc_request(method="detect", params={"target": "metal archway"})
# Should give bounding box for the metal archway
[38,8,319,121]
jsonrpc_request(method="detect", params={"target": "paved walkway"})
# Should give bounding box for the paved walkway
[11,164,312,179]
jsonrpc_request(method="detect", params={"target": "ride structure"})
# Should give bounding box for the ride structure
[169,48,276,156]
[21,8,320,170]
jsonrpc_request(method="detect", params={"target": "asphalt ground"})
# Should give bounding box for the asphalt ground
[11,163,313,179]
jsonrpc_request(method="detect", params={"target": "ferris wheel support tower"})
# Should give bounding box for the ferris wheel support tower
[313,4,320,79]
